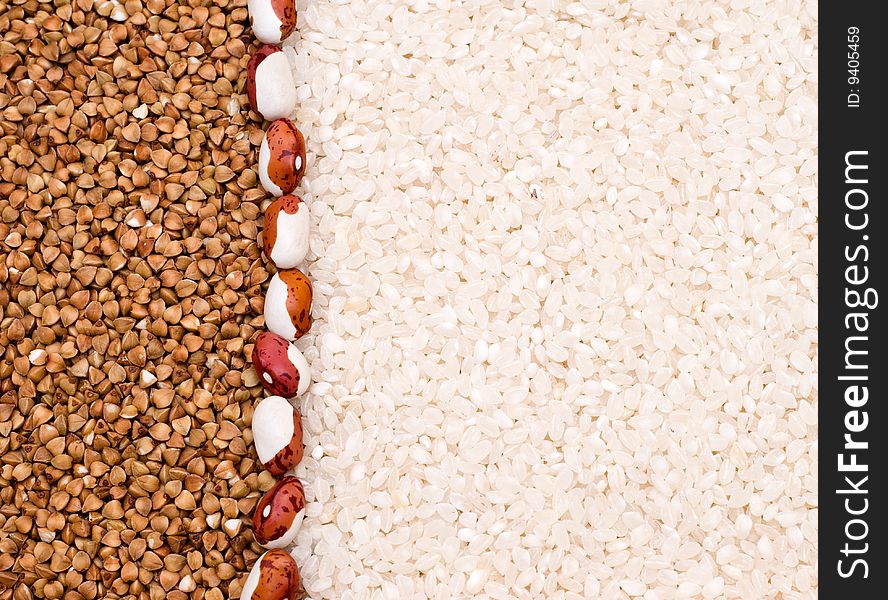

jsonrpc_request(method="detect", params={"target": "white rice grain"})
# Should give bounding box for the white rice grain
[279,0,818,598]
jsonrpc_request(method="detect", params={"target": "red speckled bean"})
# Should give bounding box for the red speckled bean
[252,331,310,398]
[264,268,312,341]
[253,476,306,548]
[239,549,301,600]
[247,45,297,121]
[252,396,304,476]
[248,0,297,45]
[259,120,306,197]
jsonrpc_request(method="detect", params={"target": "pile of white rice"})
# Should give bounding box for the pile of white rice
[277,0,818,598]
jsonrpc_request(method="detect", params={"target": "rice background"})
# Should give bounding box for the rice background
[269,0,819,598]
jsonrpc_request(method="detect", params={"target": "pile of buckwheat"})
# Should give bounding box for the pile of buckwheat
[0,1,272,598]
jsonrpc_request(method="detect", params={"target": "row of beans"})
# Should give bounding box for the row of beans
[237,1,313,599]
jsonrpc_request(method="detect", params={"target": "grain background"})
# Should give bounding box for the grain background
[1,1,273,598]
[0,1,818,600]
[284,1,818,598]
